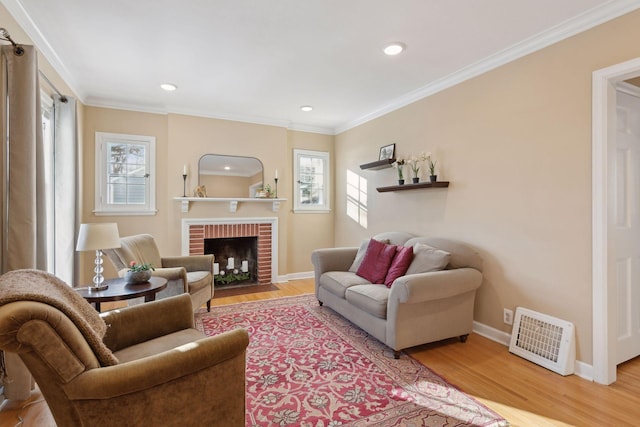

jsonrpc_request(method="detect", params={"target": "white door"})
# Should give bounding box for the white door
[615,86,640,365]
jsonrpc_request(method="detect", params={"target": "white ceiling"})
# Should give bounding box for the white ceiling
[3,0,639,134]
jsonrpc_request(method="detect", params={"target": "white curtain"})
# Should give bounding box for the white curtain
[1,44,45,400]
[53,94,77,283]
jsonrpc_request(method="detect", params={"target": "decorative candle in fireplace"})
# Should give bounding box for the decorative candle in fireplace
[227,257,234,269]
[242,260,248,273]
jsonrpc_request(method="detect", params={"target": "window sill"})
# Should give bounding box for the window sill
[93,209,158,216]
[292,208,332,214]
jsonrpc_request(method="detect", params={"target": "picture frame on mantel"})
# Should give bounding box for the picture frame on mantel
[379,143,395,161]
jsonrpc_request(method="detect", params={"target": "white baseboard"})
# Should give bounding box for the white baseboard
[472,320,594,381]
[472,320,511,346]
[278,270,314,283]
[573,360,594,381]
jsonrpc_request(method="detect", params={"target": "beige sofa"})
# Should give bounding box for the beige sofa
[311,232,482,358]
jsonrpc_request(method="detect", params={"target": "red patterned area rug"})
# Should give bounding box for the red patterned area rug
[195,294,507,427]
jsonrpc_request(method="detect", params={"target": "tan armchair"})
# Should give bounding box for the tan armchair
[0,269,249,427]
[104,233,214,311]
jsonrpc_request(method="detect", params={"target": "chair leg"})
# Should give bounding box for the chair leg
[206,300,211,312]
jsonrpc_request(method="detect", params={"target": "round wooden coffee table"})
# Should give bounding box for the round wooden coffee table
[76,276,168,312]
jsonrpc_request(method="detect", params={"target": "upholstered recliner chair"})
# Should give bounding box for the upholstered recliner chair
[0,269,248,427]
[104,233,214,312]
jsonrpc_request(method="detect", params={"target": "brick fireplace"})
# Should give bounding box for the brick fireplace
[181,217,277,285]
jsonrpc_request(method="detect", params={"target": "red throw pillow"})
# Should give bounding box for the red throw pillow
[384,245,414,287]
[356,239,397,284]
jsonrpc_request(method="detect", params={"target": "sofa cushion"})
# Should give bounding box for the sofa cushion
[320,271,371,298]
[405,243,451,275]
[114,328,206,363]
[187,271,212,293]
[348,239,371,272]
[405,237,482,271]
[356,239,397,284]
[372,231,414,246]
[384,245,414,287]
[345,285,390,319]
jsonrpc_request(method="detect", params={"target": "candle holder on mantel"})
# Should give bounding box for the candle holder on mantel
[274,177,278,198]
[182,174,187,197]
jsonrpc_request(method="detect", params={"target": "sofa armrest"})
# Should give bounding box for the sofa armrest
[101,294,194,351]
[390,268,482,304]
[311,247,358,276]
[162,255,214,273]
[65,328,249,399]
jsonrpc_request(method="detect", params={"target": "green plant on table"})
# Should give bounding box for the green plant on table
[128,261,155,272]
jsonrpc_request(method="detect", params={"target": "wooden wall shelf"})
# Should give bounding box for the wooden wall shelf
[360,158,395,170]
[173,197,286,213]
[377,181,449,193]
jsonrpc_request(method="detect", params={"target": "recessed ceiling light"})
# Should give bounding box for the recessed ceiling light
[160,83,178,91]
[300,105,313,112]
[383,43,405,56]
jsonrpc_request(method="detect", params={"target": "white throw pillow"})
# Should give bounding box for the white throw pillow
[405,243,451,275]
[348,239,371,272]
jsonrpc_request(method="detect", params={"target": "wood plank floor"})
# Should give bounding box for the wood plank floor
[1,278,639,426]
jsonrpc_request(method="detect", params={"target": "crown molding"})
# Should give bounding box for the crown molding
[334,0,640,135]
[1,0,86,102]
[84,100,335,135]
[4,0,639,136]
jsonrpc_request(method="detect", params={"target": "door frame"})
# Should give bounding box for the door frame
[592,57,640,385]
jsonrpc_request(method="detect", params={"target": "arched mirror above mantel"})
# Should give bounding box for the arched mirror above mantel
[198,154,264,198]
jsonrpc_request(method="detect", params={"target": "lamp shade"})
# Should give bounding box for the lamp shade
[76,223,121,251]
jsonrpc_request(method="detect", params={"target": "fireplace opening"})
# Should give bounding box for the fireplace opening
[205,237,258,287]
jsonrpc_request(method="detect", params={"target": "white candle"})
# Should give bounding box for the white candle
[213,263,219,275]
[227,257,234,269]
[242,260,248,273]
[275,169,278,179]
[183,164,187,175]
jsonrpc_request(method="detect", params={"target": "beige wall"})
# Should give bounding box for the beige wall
[334,9,640,364]
[80,110,335,282]
[287,130,335,273]
[81,107,169,280]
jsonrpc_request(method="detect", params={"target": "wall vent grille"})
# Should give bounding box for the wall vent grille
[508,307,575,376]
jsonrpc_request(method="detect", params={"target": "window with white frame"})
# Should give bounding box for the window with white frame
[95,132,156,215]
[293,149,330,212]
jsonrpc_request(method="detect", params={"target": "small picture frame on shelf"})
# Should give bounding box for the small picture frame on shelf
[379,143,395,161]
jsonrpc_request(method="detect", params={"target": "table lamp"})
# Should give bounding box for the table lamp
[76,223,121,291]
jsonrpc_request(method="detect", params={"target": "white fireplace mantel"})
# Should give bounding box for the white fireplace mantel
[174,197,286,213]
